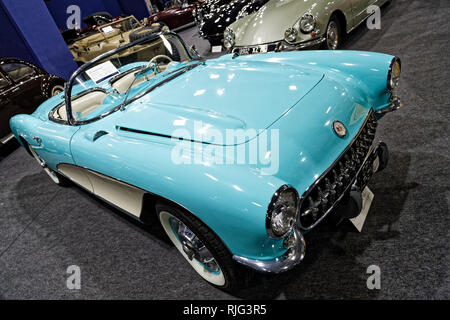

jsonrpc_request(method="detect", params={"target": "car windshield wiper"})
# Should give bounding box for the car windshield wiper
[119,61,205,110]
[119,65,156,111]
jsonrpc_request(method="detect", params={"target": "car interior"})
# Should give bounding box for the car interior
[53,89,109,121]
[52,34,187,122]
[2,63,35,82]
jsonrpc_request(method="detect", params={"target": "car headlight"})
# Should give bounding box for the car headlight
[284,28,298,43]
[223,27,235,50]
[266,185,299,238]
[387,57,401,100]
[300,14,316,33]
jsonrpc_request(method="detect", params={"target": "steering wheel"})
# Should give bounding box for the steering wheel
[147,55,173,72]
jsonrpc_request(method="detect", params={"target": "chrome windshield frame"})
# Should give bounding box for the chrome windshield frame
[64,32,200,126]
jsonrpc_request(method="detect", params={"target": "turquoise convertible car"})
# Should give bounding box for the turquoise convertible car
[10,33,402,291]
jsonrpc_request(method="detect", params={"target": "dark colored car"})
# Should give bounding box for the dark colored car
[194,0,268,46]
[82,11,114,26]
[147,4,197,30]
[61,12,116,45]
[0,58,65,147]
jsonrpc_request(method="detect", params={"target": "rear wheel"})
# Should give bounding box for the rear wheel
[156,202,251,292]
[50,83,64,96]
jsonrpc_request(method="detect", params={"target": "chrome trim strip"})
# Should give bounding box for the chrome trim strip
[232,229,305,273]
[0,133,15,144]
[282,37,325,50]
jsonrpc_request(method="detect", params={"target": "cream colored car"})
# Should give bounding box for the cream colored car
[69,15,168,64]
[224,0,391,54]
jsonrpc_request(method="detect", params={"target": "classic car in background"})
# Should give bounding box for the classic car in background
[194,0,269,46]
[0,58,64,147]
[10,33,402,291]
[61,11,116,45]
[225,0,391,54]
[146,3,197,30]
[69,15,169,65]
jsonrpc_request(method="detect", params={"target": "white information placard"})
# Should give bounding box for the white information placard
[211,45,222,53]
[350,187,374,232]
[102,26,114,34]
[85,61,119,84]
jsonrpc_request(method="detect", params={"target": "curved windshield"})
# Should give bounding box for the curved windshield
[59,33,199,125]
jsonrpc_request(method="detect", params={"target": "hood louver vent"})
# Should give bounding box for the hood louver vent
[116,126,212,144]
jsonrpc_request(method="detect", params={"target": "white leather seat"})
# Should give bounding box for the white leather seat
[55,90,108,121]
[111,72,152,94]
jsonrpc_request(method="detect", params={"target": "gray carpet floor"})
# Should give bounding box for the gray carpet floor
[0,0,449,299]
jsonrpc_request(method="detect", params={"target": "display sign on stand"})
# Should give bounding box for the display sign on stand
[85,61,120,84]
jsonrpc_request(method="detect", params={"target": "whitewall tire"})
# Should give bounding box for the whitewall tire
[156,202,252,292]
[159,210,226,286]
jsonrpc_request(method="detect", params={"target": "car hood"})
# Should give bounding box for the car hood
[115,58,324,145]
[232,0,312,45]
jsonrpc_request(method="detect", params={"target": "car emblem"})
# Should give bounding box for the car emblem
[333,121,347,138]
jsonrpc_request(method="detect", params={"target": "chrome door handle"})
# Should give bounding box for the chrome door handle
[32,136,42,146]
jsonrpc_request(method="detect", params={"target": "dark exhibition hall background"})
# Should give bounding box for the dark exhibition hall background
[0,0,449,299]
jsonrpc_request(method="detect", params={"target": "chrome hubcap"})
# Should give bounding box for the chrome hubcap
[170,217,220,273]
[327,21,339,50]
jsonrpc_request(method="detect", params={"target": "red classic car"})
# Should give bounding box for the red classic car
[146,4,197,30]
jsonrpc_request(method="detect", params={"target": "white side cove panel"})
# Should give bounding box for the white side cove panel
[58,164,145,217]
[59,163,94,192]
[86,170,145,217]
